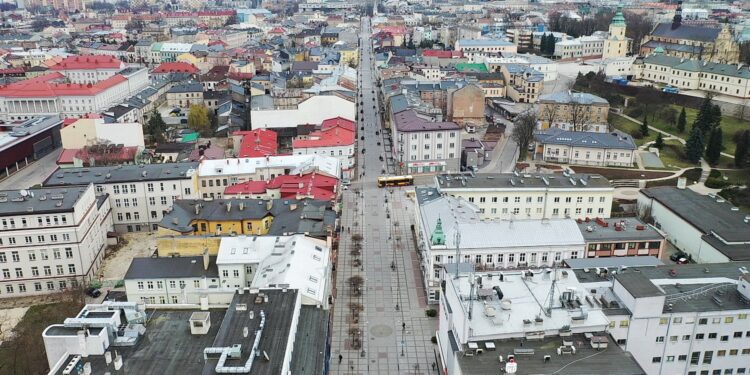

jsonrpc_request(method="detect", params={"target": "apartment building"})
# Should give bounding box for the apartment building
[123,256,220,305]
[166,82,204,108]
[42,163,198,232]
[635,54,750,99]
[0,185,112,298]
[573,261,750,375]
[578,217,666,259]
[537,91,610,133]
[454,39,518,62]
[434,172,614,220]
[500,64,544,103]
[389,96,461,174]
[195,156,341,199]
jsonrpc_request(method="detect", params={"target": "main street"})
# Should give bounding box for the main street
[329,16,438,374]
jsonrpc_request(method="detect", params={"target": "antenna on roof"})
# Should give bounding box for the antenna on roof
[454,221,461,280]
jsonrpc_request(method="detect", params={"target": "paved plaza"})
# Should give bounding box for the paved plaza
[329,16,439,375]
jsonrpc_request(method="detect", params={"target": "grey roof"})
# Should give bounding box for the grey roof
[168,82,204,93]
[615,272,665,298]
[642,54,750,79]
[535,128,637,150]
[538,91,609,105]
[202,290,297,375]
[124,256,219,279]
[435,172,612,190]
[289,305,328,374]
[643,40,703,54]
[577,218,664,242]
[392,109,459,132]
[161,198,336,238]
[389,94,409,114]
[0,186,87,217]
[564,256,664,270]
[641,187,750,260]
[53,310,226,375]
[651,22,721,43]
[456,333,645,375]
[43,163,198,186]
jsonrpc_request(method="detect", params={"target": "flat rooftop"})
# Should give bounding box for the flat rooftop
[436,172,612,191]
[577,218,663,243]
[641,187,750,259]
[0,186,88,217]
[53,309,226,375]
[43,162,198,186]
[445,269,610,339]
[455,333,645,375]
[564,256,664,271]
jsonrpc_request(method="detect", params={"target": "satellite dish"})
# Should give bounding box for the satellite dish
[20,190,28,197]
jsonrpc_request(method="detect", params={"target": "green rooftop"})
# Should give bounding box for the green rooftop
[455,63,488,73]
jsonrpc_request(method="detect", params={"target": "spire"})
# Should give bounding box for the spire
[430,218,446,246]
[672,0,683,30]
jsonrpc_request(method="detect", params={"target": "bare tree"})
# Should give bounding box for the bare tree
[511,112,538,160]
[540,103,559,129]
[569,102,592,132]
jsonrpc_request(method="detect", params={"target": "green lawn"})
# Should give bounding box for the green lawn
[718,168,750,186]
[624,105,748,155]
[610,114,655,146]
[657,140,699,170]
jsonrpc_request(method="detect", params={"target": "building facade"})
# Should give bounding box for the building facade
[0,185,112,298]
[535,128,637,167]
[390,109,462,174]
[537,91,610,133]
[434,173,614,220]
[43,163,198,233]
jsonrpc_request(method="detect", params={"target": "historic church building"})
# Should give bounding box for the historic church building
[639,2,740,64]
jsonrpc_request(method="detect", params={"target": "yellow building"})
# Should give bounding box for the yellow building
[157,198,336,256]
[338,47,359,66]
[602,6,630,59]
[537,91,610,133]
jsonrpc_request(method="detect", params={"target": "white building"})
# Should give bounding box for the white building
[60,118,145,149]
[454,38,518,58]
[535,128,637,167]
[571,261,750,375]
[554,33,606,60]
[48,55,127,84]
[0,67,149,122]
[638,186,750,263]
[251,95,355,130]
[123,235,331,307]
[436,264,646,375]
[389,98,462,174]
[434,172,614,220]
[0,185,112,298]
[195,156,341,198]
[482,54,558,82]
[415,187,587,303]
[42,163,198,233]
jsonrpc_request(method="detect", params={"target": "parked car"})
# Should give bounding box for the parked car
[86,287,102,298]
[669,251,686,262]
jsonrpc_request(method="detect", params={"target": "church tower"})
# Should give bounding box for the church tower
[711,24,740,64]
[602,5,628,59]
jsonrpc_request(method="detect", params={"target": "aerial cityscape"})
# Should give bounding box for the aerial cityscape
[0,0,749,374]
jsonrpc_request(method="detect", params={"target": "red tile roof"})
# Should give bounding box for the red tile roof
[50,55,124,71]
[152,62,199,74]
[234,129,278,158]
[422,50,464,58]
[57,146,138,166]
[293,119,355,149]
[224,172,338,200]
[0,73,127,98]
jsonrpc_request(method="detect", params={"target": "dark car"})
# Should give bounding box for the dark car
[669,252,686,262]
[86,287,102,298]
[361,148,366,154]
[361,136,365,140]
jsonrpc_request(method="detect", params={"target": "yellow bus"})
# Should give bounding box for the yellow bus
[377,175,414,188]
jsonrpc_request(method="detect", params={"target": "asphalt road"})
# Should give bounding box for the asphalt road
[0,148,61,190]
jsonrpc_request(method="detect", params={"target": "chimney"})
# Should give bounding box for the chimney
[290,203,298,211]
[202,249,209,270]
[239,202,245,211]
[194,204,201,215]
[266,200,273,211]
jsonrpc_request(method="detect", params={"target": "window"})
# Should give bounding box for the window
[56,265,63,275]
[690,352,700,365]
[169,281,176,288]
[726,317,734,324]
[696,333,705,340]
[619,320,629,327]
[709,333,717,339]
[43,266,51,276]
[222,270,229,277]
[11,252,19,262]
[659,318,668,325]
[0,253,5,263]
[68,264,76,274]
[652,357,661,363]
[65,248,73,259]
[194,280,200,288]
[678,355,687,362]
[137,282,144,290]
[703,351,713,364]
[699,318,708,325]
[31,267,39,276]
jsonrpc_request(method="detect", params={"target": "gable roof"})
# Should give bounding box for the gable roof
[650,23,721,43]
[535,128,636,150]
